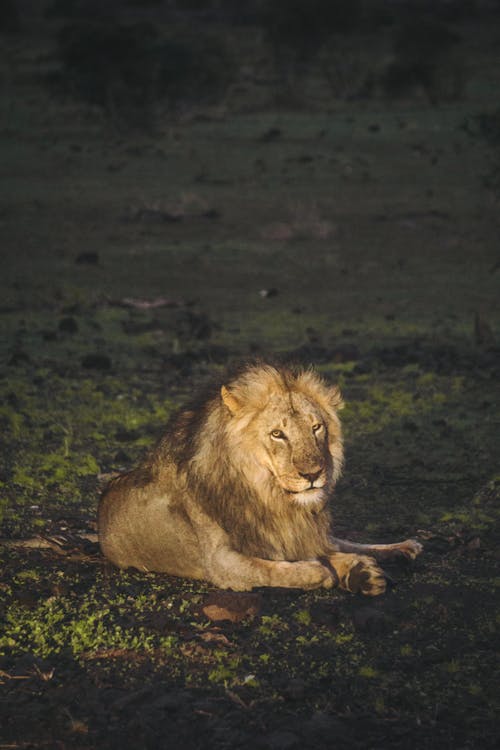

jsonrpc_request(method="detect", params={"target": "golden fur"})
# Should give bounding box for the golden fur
[98,363,422,594]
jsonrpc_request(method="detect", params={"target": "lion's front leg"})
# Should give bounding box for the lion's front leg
[327,552,387,596]
[207,549,334,591]
[193,502,335,591]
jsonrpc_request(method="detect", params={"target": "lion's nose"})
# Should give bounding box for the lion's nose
[299,468,322,484]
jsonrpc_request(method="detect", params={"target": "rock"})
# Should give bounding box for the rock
[259,288,279,299]
[201,592,261,623]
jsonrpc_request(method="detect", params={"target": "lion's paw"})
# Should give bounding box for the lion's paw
[397,539,423,560]
[330,554,387,597]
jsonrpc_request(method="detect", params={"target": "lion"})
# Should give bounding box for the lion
[98,363,422,595]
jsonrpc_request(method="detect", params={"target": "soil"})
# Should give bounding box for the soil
[1,8,499,750]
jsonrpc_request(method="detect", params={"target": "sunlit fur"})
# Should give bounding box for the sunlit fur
[191,364,344,560]
[99,363,345,575]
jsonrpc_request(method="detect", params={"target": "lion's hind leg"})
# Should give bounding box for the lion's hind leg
[326,552,387,596]
[330,537,423,562]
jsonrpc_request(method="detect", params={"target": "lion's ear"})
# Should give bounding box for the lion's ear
[221,385,241,415]
[329,385,344,411]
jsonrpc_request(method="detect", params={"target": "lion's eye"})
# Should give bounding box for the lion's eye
[270,429,286,440]
[312,423,323,433]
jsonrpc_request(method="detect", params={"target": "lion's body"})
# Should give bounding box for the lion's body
[98,363,422,594]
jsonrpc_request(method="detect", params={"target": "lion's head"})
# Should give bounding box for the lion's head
[219,365,344,510]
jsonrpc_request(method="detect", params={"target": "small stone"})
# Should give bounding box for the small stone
[201,592,261,623]
[259,288,278,299]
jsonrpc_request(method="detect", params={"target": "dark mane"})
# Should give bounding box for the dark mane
[158,357,305,469]
[147,359,335,560]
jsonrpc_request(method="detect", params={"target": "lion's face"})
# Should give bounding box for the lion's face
[221,367,344,508]
[254,391,342,505]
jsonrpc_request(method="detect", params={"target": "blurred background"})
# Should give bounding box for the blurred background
[2,0,500,567]
[1,0,499,374]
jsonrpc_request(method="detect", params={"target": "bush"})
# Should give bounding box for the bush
[260,0,362,92]
[383,20,465,104]
[156,32,234,110]
[55,21,234,128]
[56,22,158,126]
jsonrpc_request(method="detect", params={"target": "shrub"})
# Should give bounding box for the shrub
[260,0,362,94]
[54,21,234,128]
[156,31,234,111]
[56,21,159,126]
[383,20,465,104]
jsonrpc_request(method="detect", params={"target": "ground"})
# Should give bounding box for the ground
[1,10,500,750]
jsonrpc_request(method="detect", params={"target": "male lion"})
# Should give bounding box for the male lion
[98,363,422,595]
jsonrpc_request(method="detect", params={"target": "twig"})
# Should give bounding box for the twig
[0,533,101,562]
[0,533,98,549]
[0,670,31,681]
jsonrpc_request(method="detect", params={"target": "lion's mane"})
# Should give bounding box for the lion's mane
[146,363,343,562]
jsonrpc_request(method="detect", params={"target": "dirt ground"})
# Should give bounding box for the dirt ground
[1,7,499,750]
